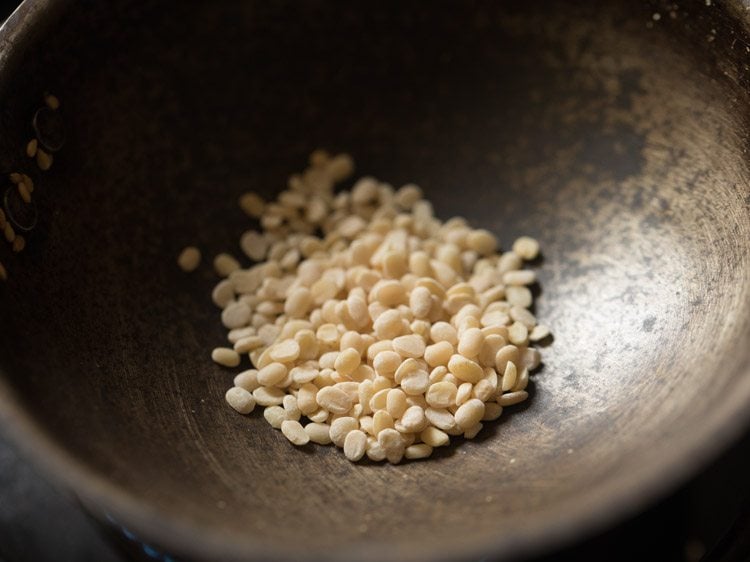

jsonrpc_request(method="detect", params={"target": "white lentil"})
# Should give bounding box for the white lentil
[473,378,496,402]
[178,246,201,272]
[426,381,457,408]
[347,295,370,327]
[327,153,354,182]
[512,236,540,260]
[386,388,408,419]
[430,321,458,345]
[334,381,360,402]
[296,330,318,358]
[340,331,365,354]
[497,251,523,273]
[463,422,484,439]
[264,405,287,428]
[257,323,281,345]
[506,286,533,308]
[239,192,265,217]
[427,366,447,384]
[212,347,240,367]
[371,350,400,378]
[503,270,536,286]
[308,409,329,423]
[483,403,504,421]
[392,334,425,359]
[373,410,395,434]
[234,370,260,392]
[330,416,358,447]
[281,420,310,446]
[424,341,454,367]
[225,387,255,414]
[502,361,518,392]
[351,364,375,382]
[373,309,403,340]
[455,399,485,430]
[442,373,459,386]
[530,324,551,342]
[508,322,529,346]
[357,380,374,415]
[304,423,332,445]
[408,286,432,318]
[455,382,473,406]
[404,443,433,460]
[425,408,458,432]
[510,306,537,328]
[480,310,509,329]
[420,426,449,447]
[367,340,393,361]
[212,153,549,464]
[401,433,416,447]
[447,354,484,383]
[257,362,287,386]
[478,334,505,367]
[400,405,427,432]
[344,430,368,461]
[221,301,251,329]
[359,415,375,435]
[466,229,497,255]
[334,347,361,377]
[212,280,235,308]
[522,347,542,371]
[214,253,241,277]
[369,388,390,411]
[239,230,268,262]
[316,386,353,414]
[395,184,422,209]
[270,339,301,363]
[495,345,520,373]
[399,368,430,395]
[253,386,286,406]
[514,367,530,392]
[457,327,483,358]
[498,390,529,407]
[234,335,264,354]
[481,325,509,339]
[378,428,406,464]
[366,439,388,461]
[288,367,313,387]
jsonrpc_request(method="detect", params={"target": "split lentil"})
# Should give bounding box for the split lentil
[201,152,549,463]
[177,246,201,272]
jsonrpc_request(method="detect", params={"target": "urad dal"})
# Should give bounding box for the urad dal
[207,151,550,463]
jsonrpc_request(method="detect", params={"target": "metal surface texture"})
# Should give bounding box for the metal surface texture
[0,1,749,561]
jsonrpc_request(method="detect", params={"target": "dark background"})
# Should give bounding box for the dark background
[1,1,749,560]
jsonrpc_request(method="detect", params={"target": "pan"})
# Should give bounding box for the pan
[0,1,749,560]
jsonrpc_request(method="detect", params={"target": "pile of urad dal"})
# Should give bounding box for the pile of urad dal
[206,151,550,463]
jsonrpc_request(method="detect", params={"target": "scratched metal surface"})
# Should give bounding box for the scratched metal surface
[0,1,748,561]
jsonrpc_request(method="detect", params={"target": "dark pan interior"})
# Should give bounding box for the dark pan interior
[0,1,749,561]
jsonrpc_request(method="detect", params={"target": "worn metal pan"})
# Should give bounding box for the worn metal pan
[0,1,749,560]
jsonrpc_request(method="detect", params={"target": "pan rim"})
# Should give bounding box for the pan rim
[1,0,750,560]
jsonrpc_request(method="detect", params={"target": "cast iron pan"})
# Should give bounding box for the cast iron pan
[0,1,749,560]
